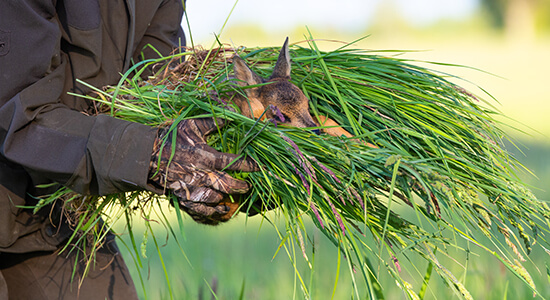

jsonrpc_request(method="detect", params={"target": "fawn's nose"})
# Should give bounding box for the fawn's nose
[297,115,320,134]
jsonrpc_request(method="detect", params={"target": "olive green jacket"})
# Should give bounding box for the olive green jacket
[0,0,185,253]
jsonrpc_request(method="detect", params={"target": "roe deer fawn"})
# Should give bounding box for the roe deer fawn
[230,37,354,138]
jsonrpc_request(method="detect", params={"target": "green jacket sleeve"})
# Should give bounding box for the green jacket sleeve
[0,0,184,196]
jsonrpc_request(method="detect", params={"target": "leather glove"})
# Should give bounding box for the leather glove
[149,118,258,225]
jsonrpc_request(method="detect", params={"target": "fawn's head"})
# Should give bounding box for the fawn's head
[232,38,317,129]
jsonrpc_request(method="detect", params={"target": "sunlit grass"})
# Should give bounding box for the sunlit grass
[35,35,548,299]
[33,19,544,299]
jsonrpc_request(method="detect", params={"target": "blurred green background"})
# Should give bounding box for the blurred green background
[115,0,550,298]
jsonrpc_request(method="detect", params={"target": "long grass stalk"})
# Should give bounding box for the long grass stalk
[35,37,550,299]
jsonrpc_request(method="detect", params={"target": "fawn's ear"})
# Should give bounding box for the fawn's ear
[269,37,291,80]
[232,55,263,88]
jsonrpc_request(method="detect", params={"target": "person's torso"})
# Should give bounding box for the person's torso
[0,0,170,252]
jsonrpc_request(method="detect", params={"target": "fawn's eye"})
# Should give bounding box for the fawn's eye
[274,113,289,123]
[282,114,290,122]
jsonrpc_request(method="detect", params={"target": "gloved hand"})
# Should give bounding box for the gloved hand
[149,118,258,225]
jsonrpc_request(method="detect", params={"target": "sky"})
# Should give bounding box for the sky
[184,0,479,43]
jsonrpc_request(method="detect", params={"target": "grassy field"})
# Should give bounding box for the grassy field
[114,25,550,299]
[116,192,550,299]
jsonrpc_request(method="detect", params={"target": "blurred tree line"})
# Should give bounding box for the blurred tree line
[481,0,550,40]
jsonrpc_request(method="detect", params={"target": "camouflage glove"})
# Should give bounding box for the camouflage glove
[149,118,258,225]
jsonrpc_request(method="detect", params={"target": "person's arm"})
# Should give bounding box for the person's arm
[0,1,157,196]
[1,0,255,215]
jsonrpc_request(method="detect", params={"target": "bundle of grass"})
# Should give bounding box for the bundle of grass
[37,37,549,299]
